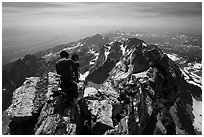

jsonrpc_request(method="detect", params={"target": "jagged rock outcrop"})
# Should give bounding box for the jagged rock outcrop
[79,81,121,134]
[4,72,81,135]
[34,72,80,135]
[4,77,48,134]
[83,38,201,135]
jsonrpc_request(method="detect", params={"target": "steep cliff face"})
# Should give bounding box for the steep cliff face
[3,37,202,135]
[2,55,50,111]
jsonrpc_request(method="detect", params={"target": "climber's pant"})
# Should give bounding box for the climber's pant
[60,79,78,101]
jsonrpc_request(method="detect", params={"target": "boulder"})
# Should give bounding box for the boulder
[79,81,122,134]
[5,77,48,134]
[7,77,40,120]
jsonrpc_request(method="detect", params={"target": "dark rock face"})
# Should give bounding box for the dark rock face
[2,55,50,111]
[3,36,202,135]
[108,41,123,61]
[126,38,144,50]
[72,34,110,74]
[9,55,48,87]
[132,49,150,73]
[86,58,116,84]
[85,41,123,84]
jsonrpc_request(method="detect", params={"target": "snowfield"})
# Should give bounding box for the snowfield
[181,65,202,88]
[166,53,201,88]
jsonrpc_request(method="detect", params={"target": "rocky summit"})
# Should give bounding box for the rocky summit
[2,36,202,135]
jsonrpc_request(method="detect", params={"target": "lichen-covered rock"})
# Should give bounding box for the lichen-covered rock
[7,77,40,119]
[5,76,48,134]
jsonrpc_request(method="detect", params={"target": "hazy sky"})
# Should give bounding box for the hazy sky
[3,2,202,33]
[2,2,202,65]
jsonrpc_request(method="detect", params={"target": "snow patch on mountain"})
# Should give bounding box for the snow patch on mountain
[90,52,99,65]
[142,42,147,47]
[187,81,201,88]
[166,53,181,61]
[188,62,202,70]
[180,66,201,88]
[104,47,111,61]
[192,96,202,132]
[112,69,130,81]
[43,42,84,61]
[179,60,187,64]
[62,42,83,52]
[79,71,89,81]
[84,87,97,97]
[165,52,202,88]
[109,60,133,81]
[43,52,55,62]
[44,53,52,57]
[120,44,126,55]
[87,48,96,54]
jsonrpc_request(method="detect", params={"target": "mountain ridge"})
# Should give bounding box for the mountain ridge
[2,33,202,135]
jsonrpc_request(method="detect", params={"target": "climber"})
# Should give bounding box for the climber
[56,51,81,133]
[71,53,80,83]
[56,50,79,101]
